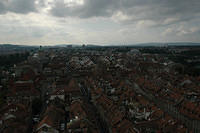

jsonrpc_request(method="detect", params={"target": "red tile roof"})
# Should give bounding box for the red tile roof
[115,119,136,133]
[64,78,80,94]
[50,88,64,96]
[70,100,87,119]
[37,105,65,130]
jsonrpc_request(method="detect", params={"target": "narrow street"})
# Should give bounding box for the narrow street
[129,80,200,133]
[83,99,110,133]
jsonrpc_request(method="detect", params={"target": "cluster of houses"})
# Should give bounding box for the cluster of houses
[0,47,200,133]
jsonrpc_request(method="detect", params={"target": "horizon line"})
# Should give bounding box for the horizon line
[1,41,200,47]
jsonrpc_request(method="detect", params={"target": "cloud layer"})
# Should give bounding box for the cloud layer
[49,0,200,24]
[0,0,36,14]
[0,0,200,45]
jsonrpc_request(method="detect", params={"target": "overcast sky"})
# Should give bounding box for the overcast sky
[0,0,200,45]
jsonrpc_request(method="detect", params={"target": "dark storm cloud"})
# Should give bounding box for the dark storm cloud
[0,0,36,14]
[0,2,6,14]
[122,0,200,22]
[51,0,118,18]
[50,0,200,25]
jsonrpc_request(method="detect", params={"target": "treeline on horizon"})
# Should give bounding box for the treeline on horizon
[0,52,30,69]
[141,48,200,76]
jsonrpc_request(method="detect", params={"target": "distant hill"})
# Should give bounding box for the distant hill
[1,42,200,49]
[0,44,38,48]
[54,42,200,47]
[0,44,37,55]
[54,44,81,47]
[132,42,200,47]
